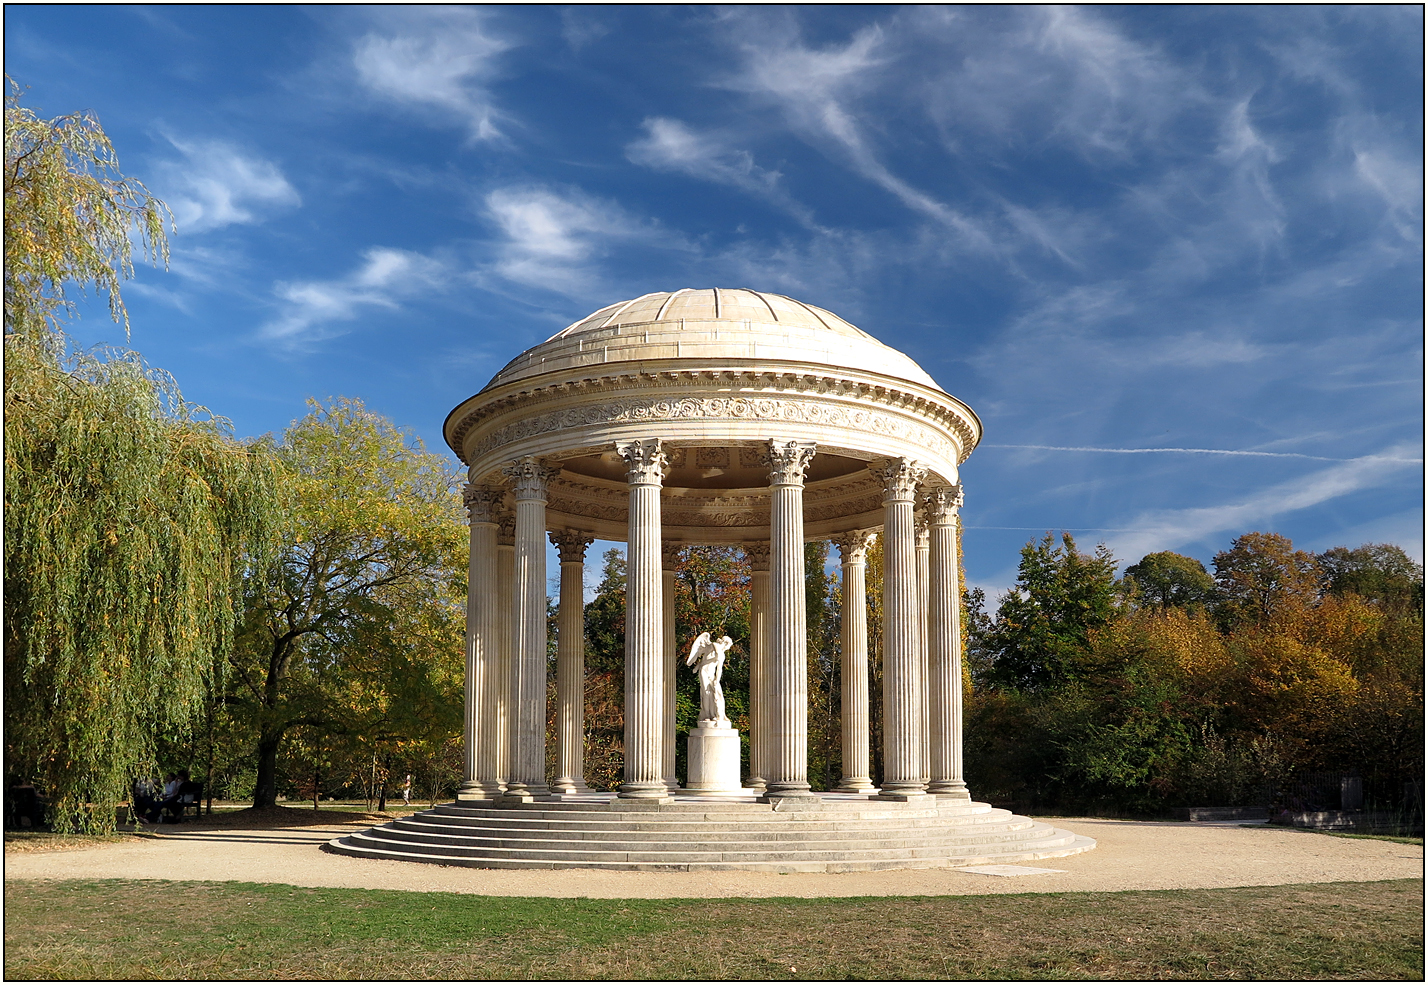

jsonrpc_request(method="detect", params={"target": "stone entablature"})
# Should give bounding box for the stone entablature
[449,368,979,473]
[445,367,979,543]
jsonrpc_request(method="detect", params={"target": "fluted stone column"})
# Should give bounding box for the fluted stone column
[497,458,560,804]
[459,485,503,801]
[617,439,672,801]
[915,520,931,786]
[833,531,878,793]
[926,484,971,799]
[495,514,516,789]
[762,440,818,803]
[744,542,771,793]
[662,544,681,792]
[550,531,594,796]
[876,459,932,801]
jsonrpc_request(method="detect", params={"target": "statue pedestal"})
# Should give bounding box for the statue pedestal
[685,723,742,793]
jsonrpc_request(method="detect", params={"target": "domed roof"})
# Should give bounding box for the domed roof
[486,288,943,392]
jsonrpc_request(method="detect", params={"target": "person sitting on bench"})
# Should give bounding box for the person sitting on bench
[158,770,201,823]
[132,777,161,823]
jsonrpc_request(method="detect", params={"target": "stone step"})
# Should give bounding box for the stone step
[400,813,1031,837]
[348,821,1076,852]
[323,831,1097,873]
[365,824,1061,854]
[385,810,1039,845]
[420,805,1004,827]
[338,827,1080,863]
[321,798,1096,873]
[431,793,993,816]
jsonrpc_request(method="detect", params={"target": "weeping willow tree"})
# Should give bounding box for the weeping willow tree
[4,76,168,341]
[4,78,280,832]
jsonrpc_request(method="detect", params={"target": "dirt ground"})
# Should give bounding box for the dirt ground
[4,809,1421,899]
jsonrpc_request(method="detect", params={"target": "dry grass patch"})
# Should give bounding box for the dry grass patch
[4,878,1422,980]
[2,832,152,854]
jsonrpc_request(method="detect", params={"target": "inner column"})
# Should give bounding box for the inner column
[926,483,971,799]
[498,458,559,803]
[744,541,771,793]
[762,439,818,803]
[495,513,515,790]
[834,530,877,793]
[661,543,680,793]
[459,484,502,801]
[617,438,672,801]
[915,519,931,788]
[876,458,932,802]
[550,530,594,796]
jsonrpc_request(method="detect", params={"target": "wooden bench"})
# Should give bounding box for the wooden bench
[161,781,204,823]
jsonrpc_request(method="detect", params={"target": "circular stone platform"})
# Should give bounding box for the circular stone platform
[324,794,1095,873]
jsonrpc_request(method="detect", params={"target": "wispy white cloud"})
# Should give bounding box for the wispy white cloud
[920,6,1193,158]
[1104,442,1423,561]
[1352,141,1423,242]
[626,117,822,228]
[722,19,993,250]
[627,118,779,194]
[352,7,510,140]
[560,8,609,51]
[126,280,191,313]
[262,248,445,345]
[1214,98,1285,251]
[156,137,299,233]
[483,185,682,296]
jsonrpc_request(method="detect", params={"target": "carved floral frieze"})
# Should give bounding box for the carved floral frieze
[466,390,966,467]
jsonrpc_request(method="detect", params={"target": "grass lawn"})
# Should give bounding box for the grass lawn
[4,878,1421,980]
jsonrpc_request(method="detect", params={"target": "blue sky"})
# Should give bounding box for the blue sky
[8,5,1423,594]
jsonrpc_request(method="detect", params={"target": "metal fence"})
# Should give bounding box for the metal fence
[1272,771,1420,812]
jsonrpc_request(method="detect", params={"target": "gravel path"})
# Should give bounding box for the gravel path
[5,817,1420,898]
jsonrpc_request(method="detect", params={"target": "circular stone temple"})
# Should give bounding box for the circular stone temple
[329,288,1095,871]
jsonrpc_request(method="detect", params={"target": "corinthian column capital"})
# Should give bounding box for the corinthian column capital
[766,440,817,486]
[832,529,878,564]
[463,484,501,525]
[874,458,929,503]
[924,483,965,524]
[661,542,683,569]
[503,457,561,501]
[616,438,667,485]
[549,530,594,563]
[496,511,516,546]
[743,541,771,571]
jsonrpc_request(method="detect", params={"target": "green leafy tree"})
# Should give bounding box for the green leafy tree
[980,532,1120,692]
[231,398,466,809]
[804,541,841,790]
[580,548,629,790]
[1317,543,1425,616]
[4,83,276,833]
[583,548,627,675]
[1124,551,1216,612]
[1212,532,1319,629]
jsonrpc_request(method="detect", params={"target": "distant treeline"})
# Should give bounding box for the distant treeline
[582,532,1424,816]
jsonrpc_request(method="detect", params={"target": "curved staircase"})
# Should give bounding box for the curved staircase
[324,794,1095,872]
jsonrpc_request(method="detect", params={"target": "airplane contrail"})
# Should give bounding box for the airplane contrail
[983,444,1424,464]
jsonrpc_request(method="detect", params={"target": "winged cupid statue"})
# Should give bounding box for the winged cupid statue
[685,632,734,727]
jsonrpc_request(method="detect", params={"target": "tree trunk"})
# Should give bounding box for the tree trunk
[205,694,215,816]
[253,734,281,808]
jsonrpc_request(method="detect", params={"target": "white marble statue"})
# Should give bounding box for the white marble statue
[685,631,734,726]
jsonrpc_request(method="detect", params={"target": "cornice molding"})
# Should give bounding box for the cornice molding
[448,368,979,466]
